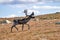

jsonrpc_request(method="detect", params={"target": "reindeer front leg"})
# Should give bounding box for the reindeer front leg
[22,24,24,31]
[26,24,30,30]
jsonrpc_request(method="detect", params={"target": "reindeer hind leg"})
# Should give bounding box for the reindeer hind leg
[15,26,18,31]
[11,24,16,32]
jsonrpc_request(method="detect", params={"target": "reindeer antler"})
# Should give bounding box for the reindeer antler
[24,9,28,17]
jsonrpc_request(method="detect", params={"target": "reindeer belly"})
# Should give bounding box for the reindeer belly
[18,20,27,24]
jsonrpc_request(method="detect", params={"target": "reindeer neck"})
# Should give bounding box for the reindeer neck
[26,16,32,22]
[27,16,31,20]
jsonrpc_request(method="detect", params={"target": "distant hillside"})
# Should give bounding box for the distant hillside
[0,12,60,21]
[36,12,60,20]
[0,17,24,22]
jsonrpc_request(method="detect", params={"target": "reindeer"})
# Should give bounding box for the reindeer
[11,12,35,32]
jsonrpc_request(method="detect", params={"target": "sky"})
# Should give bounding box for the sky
[0,0,60,18]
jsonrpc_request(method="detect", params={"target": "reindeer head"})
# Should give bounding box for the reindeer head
[29,12,35,18]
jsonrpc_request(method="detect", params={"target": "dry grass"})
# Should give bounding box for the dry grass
[0,19,60,40]
[36,12,60,20]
